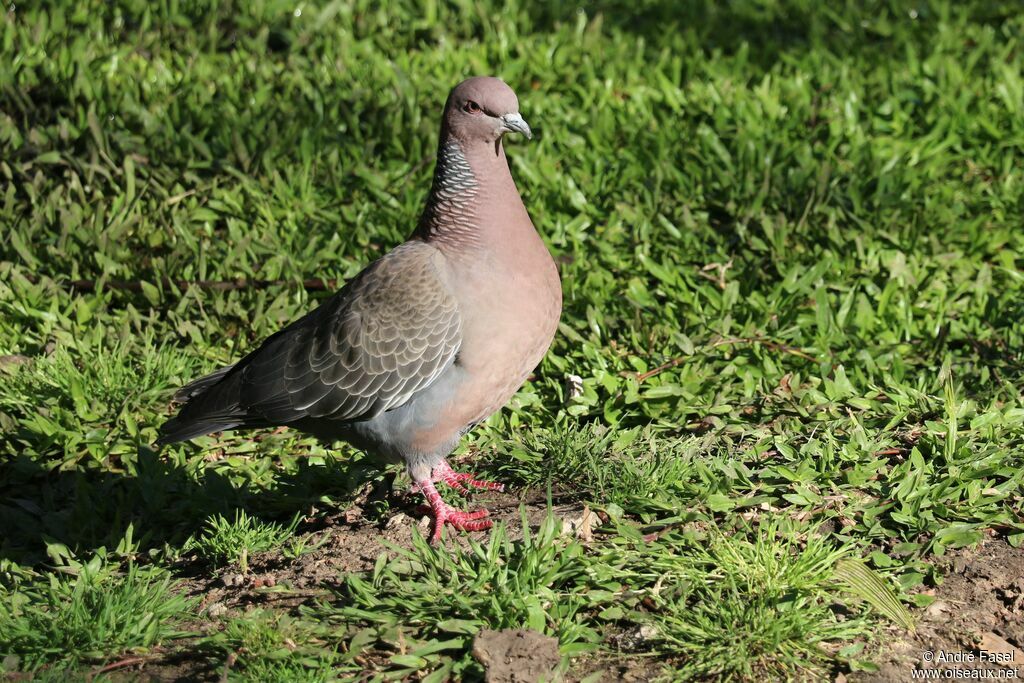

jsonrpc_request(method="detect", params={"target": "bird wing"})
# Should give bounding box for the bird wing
[236,240,462,424]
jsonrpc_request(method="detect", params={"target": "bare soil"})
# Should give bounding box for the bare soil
[851,536,1024,682]
[180,486,586,611]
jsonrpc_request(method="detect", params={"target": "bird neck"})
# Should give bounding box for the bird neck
[414,136,527,250]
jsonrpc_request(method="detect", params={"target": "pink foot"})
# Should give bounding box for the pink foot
[414,478,493,544]
[432,460,505,493]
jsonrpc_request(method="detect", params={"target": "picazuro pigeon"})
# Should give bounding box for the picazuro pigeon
[158,77,562,543]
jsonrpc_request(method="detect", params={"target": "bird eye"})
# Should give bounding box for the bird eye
[463,100,482,114]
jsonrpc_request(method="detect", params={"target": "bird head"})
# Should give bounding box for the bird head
[443,76,532,149]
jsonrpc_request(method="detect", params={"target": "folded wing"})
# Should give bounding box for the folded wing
[157,241,461,443]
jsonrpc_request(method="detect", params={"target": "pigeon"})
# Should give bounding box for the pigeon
[158,77,562,543]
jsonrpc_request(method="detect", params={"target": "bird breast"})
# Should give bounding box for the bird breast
[450,231,562,424]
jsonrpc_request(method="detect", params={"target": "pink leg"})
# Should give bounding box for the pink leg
[414,478,493,544]
[432,460,505,493]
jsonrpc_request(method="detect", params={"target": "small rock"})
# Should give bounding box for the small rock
[978,631,1023,666]
[344,506,364,524]
[385,512,410,530]
[222,573,246,587]
[0,354,29,370]
[251,574,277,588]
[206,602,227,618]
[611,623,658,650]
[563,374,583,402]
[472,628,560,683]
[638,624,657,641]
[924,600,950,619]
[561,505,595,543]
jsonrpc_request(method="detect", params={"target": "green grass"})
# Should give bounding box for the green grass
[319,514,593,679]
[200,609,356,682]
[2,0,1024,679]
[0,552,192,672]
[632,523,867,680]
[186,509,302,570]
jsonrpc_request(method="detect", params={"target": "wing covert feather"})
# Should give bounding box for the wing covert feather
[237,242,461,423]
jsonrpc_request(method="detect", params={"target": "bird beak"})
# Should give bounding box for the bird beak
[500,112,532,139]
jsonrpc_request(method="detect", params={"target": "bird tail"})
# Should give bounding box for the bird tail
[156,416,241,445]
[171,365,234,402]
[156,364,248,446]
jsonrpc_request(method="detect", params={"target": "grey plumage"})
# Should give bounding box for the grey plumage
[157,242,461,443]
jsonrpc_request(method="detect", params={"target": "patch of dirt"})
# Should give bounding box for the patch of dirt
[72,488,589,682]
[81,648,220,683]
[852,536,1024,682]
[472,628,561,683]
[177,486,585,609]
[568,538,1024,683]
[566,653,664,682]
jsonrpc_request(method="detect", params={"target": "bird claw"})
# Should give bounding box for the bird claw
[435,472,469,493]
[430,506,492,544]
[413,478,494,544]
[432,461,505,493]
[440,471,505,493]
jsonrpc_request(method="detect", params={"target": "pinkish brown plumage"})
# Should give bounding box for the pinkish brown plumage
[158,77,562,542]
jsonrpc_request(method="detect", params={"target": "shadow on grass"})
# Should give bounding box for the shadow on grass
[0,445,388,566]
[533,0,1022,68]
[521,0,935,71]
